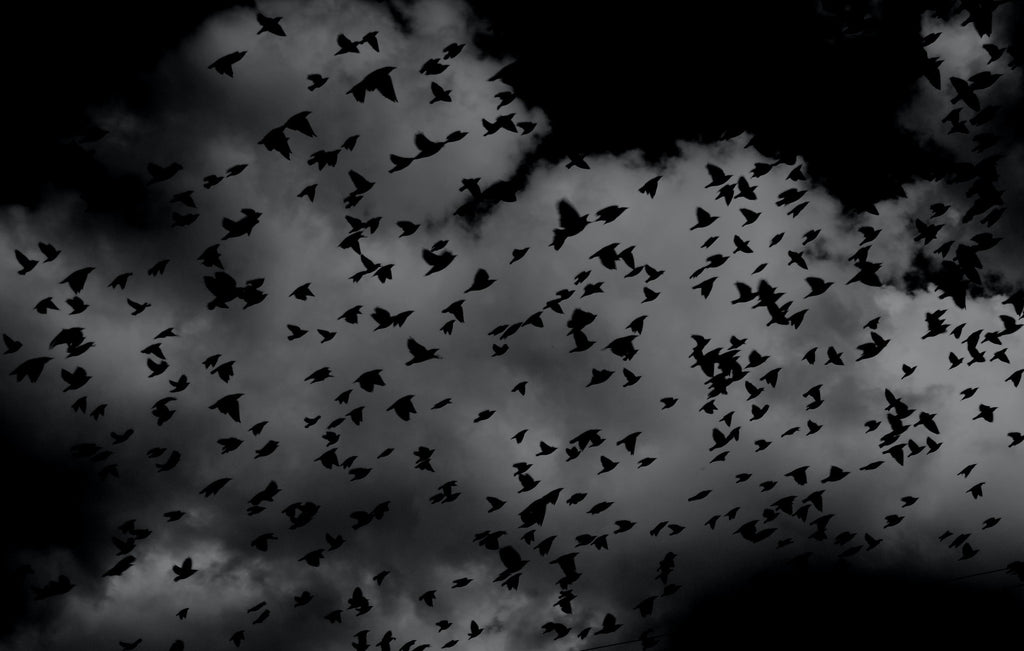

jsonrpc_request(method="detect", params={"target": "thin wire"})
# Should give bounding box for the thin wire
[947,567,1010,582]
[578,634,661,651]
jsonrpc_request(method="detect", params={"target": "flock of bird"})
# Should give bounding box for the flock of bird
[5,4,1024,651]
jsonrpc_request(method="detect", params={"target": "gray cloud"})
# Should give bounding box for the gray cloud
[3,2,1024,651]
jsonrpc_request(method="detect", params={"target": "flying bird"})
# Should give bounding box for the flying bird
[348,66,397,103]
[209,51,246,76]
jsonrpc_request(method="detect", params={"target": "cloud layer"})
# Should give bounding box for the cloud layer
[3,2,1024,650]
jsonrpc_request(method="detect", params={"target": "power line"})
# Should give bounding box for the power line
[947,566,1009,582]
[578,633,661,650]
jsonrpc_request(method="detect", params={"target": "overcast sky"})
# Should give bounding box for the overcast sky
[2,1,1024,649]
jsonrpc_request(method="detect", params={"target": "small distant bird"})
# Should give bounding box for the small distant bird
[465,269,495,293]
[348,66,397,103]
[805,276,833,298]
[14,250,37,274]
[443,42,464,59]
[967,482,985,499]
[256,13,285,36]
[420,58,449,75]
[290,283,314,300]
[639,175,662,197]
[429,81,452,103]
[126,298,150,315]
[307,73,328,90]
[171,557,197,581]
[209,51,246,76]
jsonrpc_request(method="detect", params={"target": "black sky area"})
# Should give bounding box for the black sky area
[468,0,994,212]
[660,564,1024,647]
[3,1,1024,649]
[5,0,1020,215]
[0,1,252,210]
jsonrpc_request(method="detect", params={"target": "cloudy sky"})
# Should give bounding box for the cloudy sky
[3,1,1024,649]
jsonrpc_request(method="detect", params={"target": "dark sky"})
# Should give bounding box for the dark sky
[3,1,1024,650]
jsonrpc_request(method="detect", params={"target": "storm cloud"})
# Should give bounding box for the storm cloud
[2,1,1024,650]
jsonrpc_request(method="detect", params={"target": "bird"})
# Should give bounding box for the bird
[348,66,397,102]
[551,199,590,250]
[171,557,197,581]
[307,74,328,90]
[705,163,732,187]
[967,482,985,499]
[387,395,416,421]
[465,269,495,293]
[691,207,719,230]
[430,81,452,103]
[284,111,316,137]
[805,276,833,298]
[14,332,37,354]
[209,51,246,76]
[443,42,464,58]
[14,250,37,274]
[420,58,448,75]
[126,298,150,315]
[256,12,285,36]
[406,338,440,365]
[290,283,314,300]
[638,175,662,197]
[348,170,375,197]
[423,248,456,275]
[821,466,850,483]
[11,356,52,383]
[60,267,94,294]
[355,369,386,392]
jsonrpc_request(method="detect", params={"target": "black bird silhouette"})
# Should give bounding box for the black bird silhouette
[967,482,985,499]
[348,170,375,196]
[397,221,420,237]
[210,393,243,422]
[285,111,316,137]
[551,199,589,250]
[423,248,456,275]
[430,81,452,103]
[520,488,562,528]
[60,266,94,294]
[335,32,363,54]
[348,66,397,102]
[638,175,661,197]
[705,163,731,187]
[11,356,52,383]
[387,395,416,421]
[222,209,262,239]
[256,12,285,35]
[2,333,22,354]
[32,575,74,600]
[200,477,232,497]
[691,207,718,230]
[209,51,246,76]
[351,369,385,394]
[443,42,464,58]
[103,555,136,577]
[172,557,197,581]
[259,126,291,159]
[307,74,328,90]
[406,338,440,365]
[14,249,37,274]
[465,269,495,293]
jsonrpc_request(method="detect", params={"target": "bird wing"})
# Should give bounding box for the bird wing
[375,70,398,102]
[557,200,582,229]
[407,338,429,358]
